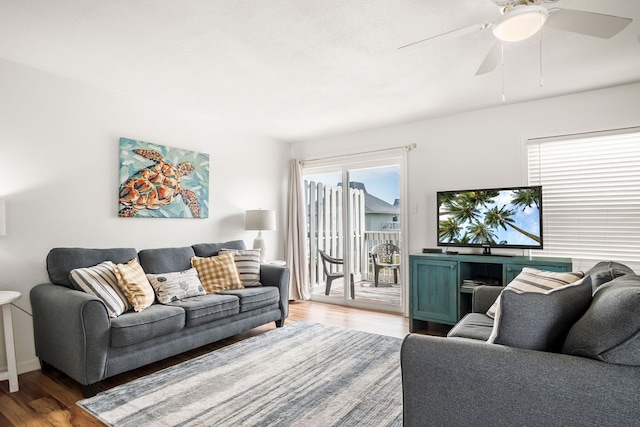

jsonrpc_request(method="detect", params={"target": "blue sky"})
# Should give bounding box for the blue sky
[305,165,399,205]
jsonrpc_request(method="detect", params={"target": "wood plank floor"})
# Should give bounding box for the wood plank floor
[0,301,449,427]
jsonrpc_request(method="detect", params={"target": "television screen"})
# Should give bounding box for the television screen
[437,186,543,252]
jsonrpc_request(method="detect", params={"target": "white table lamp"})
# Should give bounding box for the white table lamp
[245,209,276,262]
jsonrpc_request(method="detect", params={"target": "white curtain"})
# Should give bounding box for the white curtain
[286,159,311,300]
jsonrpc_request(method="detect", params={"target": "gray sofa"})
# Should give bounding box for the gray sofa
[401,262,640,426]
[30,240,290,397]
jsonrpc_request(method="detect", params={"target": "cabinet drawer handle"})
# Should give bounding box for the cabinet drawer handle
[450,264,456,270]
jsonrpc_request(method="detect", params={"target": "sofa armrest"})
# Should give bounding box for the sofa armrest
[30,283,111,386]
[401,334,640,427]
[471,285,503,313]
[260,264,290,319]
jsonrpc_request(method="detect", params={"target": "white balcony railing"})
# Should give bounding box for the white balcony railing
[305,179,401,287]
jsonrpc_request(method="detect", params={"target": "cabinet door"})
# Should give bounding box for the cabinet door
[505,263,571,283]
[411,259,458,325]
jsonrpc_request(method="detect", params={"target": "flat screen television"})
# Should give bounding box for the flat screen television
[437,185,543,254]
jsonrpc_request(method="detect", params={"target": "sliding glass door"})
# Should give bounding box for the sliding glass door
[303,156,405,313]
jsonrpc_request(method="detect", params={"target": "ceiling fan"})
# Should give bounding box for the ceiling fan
[399,0,633,76]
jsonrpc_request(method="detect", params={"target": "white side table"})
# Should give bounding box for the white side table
[0,291,20,393]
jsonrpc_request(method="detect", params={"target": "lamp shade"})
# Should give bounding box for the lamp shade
[245,209,276,231]
[493,5,548,42]
[0,199,5,236]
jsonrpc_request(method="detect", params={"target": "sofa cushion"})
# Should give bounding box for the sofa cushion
[146,268,206,304]
[138,246,195,274]
[584,261,635,292]
[110,304,185,348]
[114,259,156,312]
[192,240,246,257]
[487,268,585,319]
[47,247,138,289]
[562,275,640,366]
[487,276,592,352]
[167,294,240,327]
[219,249,262,287]
[447,313,494,341]
[191,253,243,293]
[219,287,280,312]
[69,261,132,317]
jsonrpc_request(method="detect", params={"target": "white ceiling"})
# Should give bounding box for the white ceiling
[1,0,639,142]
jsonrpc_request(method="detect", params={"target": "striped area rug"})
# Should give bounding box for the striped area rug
[78,321,403,426]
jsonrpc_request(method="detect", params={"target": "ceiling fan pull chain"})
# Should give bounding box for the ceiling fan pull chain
[501,42,506,103]
[539,11,544,87]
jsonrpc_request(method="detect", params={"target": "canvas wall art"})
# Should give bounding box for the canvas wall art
[118,137,209,218]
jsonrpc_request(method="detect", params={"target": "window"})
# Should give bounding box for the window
[527,128,640,271]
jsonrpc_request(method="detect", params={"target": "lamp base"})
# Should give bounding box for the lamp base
[253,231,266,263]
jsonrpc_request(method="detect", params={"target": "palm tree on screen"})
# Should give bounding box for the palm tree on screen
[438,189,540,245]
[467,222,497,245]
[465,190,499,207]
[458,234,472,244]
[451,199,481,224]
[439,218,462,242]
[485,205,541,244]
[511,188,541,209]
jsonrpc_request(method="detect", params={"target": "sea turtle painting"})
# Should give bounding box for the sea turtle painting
[118,138,209,218]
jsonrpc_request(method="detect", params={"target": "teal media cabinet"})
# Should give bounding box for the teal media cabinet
[409,253,573,332]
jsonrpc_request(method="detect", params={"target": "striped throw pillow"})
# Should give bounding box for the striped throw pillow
[147,268,206,303]
[219,249,261,287]
[114,258,156,312]
[191,253,243,293]
[486,268,585,319]
[70,261,132,317]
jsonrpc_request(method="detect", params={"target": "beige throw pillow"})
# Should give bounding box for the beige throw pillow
[147,267,206,303]
[486,267,584,319]
[114,258,156,312]
[191,253,243,293]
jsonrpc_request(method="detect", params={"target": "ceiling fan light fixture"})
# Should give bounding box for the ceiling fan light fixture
[493,5,549,42]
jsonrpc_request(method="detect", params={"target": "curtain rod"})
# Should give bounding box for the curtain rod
[299,143,417,165]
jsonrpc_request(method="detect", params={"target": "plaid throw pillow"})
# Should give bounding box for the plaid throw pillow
[191,253,243,293]
[114,258,156,312]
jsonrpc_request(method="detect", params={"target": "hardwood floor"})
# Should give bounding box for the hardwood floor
[0,301,447,427]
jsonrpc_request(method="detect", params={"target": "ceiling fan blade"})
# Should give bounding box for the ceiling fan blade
[475,41,501,76]
[545,8,632,39]
[398,22,491,50]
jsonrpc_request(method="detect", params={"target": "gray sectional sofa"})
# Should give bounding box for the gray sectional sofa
[401,261,640,426]
[30,240,290,397]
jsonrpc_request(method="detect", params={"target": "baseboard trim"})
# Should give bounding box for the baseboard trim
[18,358,42,374]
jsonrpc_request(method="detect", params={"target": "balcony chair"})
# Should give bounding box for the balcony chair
[318,250,355,299]
[370,243,400,287]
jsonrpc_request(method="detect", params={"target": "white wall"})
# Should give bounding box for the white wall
[291,82,640,258]
[0,59,289,374]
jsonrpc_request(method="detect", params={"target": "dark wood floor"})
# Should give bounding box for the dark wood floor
[0,301,449,427]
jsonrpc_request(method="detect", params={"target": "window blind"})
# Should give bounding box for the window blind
[527,129,640,272]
